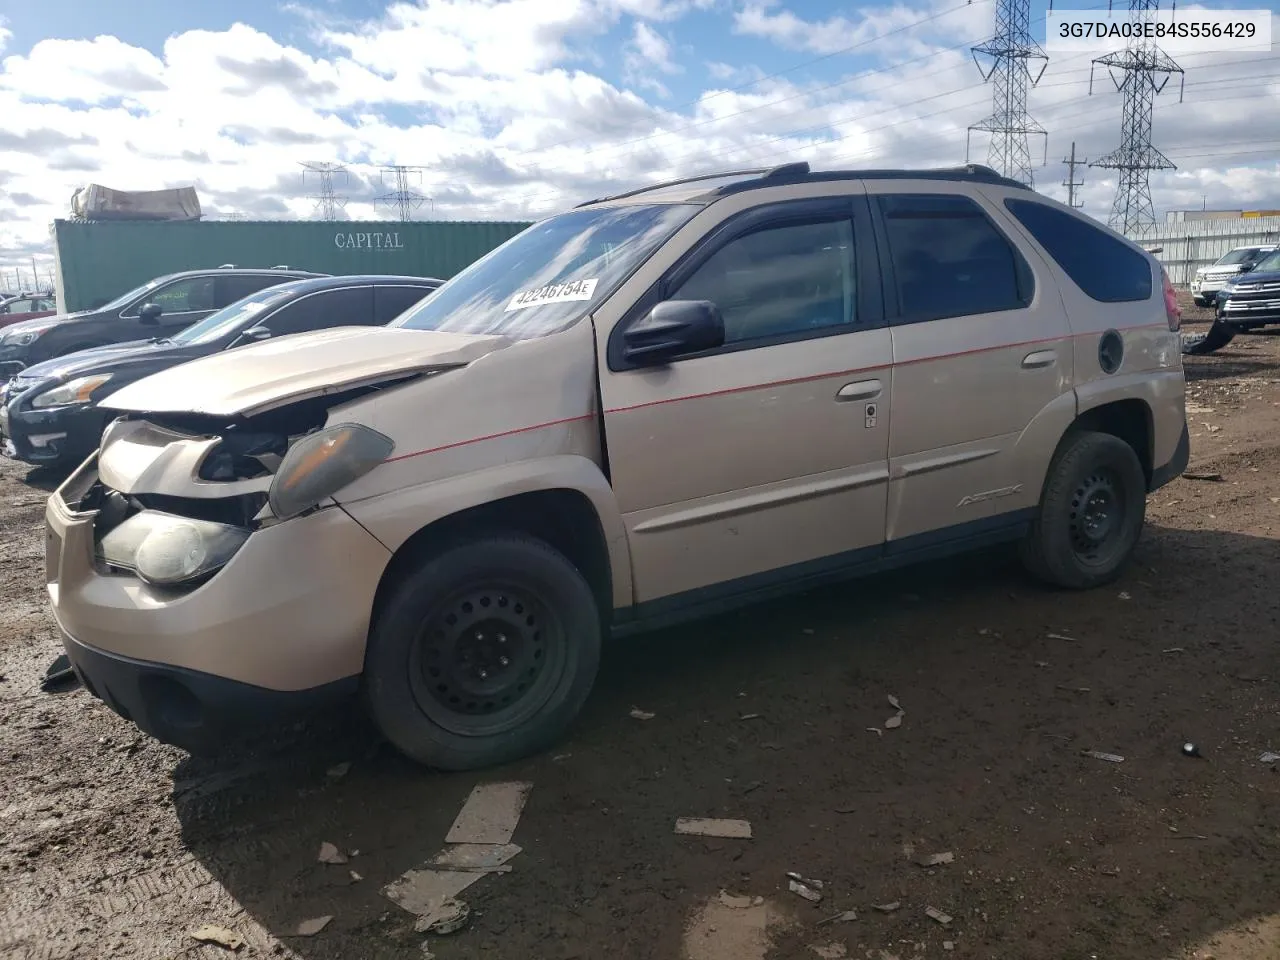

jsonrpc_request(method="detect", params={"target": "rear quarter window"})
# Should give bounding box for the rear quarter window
[1003,199,1152,303]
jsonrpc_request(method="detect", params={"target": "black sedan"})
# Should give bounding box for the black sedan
[0,274,441,470]
[0,266,324,376]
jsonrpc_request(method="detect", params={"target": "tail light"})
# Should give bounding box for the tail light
[1162,266,1181,332]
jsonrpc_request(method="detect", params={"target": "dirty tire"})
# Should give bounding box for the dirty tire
[363,535,601,771]
[1020,430,1147,590]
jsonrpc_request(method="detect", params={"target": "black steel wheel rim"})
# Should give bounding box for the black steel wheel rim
[1068,468,1127,565]
[408,580,567,738]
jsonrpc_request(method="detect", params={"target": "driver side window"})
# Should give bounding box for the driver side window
[123,277,216,317]
[670,218,857,345]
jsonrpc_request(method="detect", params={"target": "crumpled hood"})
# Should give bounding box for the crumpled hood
[101,325,514,417]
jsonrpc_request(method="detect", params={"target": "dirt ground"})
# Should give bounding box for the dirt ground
[3,297,1280,960]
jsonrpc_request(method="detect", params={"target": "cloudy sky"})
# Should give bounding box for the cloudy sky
[1,0,1278,283]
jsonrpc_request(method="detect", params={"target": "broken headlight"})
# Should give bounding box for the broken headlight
[98,510,250,586]
[267,423,394,521]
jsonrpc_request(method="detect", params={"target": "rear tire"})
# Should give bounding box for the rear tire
[363,535,601,771]
[1020,430,1147,590]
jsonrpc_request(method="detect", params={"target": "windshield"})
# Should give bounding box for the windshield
[1252,250,1280,273]
[1216,248,1260,265]
[172,286,294,345]
[392,202,701,340]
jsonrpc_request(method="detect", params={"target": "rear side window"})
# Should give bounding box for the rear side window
[374,285,433,325]
[1004,199,1152,303]
[877,194,1032,325]
[260,286,372,338]
[216,274,286,307]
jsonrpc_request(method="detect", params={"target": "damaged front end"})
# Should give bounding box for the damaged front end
[61,383,400,591]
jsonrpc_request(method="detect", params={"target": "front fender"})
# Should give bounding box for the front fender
[338,453,634,609]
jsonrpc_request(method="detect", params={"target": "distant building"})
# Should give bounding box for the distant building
[1166,208,1280,223]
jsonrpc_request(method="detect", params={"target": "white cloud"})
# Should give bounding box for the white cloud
[0,0,1278,276]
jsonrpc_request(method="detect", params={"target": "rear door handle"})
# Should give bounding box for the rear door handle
[1021,349,1057,369]
[836,379,882,401]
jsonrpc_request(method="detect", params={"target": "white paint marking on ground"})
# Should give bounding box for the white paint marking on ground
[445,782,533,845]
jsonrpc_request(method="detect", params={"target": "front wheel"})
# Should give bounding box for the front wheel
[1020,430,1147,590]
[363,535,602,771]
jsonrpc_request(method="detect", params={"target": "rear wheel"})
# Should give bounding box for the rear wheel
[1020,430,1147,590]
[363,535,601,770]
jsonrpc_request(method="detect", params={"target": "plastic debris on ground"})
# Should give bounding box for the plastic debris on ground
[786,872,824,903]
[318,841,349,864]
[326,762,351,780]
[925,906,954,926]
[1260,752,1280,763]
[445,781,532,845]
[675,817,753,839]
[630,707,656,720]
[413,898,470,935]
[916,852,954,867]
[188,924,245,951]
[297,916,333,936]
[872,902,901,913]
[884,694,905,730]
[1082,750,1125,763]
[384,782,530,927]
[816,909,859,925]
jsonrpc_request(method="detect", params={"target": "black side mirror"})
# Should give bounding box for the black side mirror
[623,300,725,365]
[237,326,272,345]
[138,302,163,325]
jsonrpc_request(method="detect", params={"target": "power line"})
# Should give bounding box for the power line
[374,166,432,221]
[966,0,1048,185]
[1063,141,1087,207]
[300,161,349,221]
[1088,0,1185,232]
[502,54,1278,213]
[529,0,994,160]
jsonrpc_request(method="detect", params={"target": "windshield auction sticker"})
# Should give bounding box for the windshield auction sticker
[504,278,599,312]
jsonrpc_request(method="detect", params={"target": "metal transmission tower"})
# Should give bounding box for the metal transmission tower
[374,165,433,221]
[1063,141,1087,208]
[1088,0,1184,233]
[966,0,1049,187]
[300,161,349,220]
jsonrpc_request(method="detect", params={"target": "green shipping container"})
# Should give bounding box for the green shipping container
[51,218,533,313]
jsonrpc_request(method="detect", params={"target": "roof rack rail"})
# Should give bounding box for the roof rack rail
[576,161,1031,208]
[217,263,237,269]
[575,168,774,208]
[270,264,291,269]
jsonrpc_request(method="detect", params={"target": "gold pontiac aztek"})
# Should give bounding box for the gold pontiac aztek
[44,163,1189,770]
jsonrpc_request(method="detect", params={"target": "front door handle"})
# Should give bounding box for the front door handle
[836,379,882,401]
[1022,349,1057,369]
